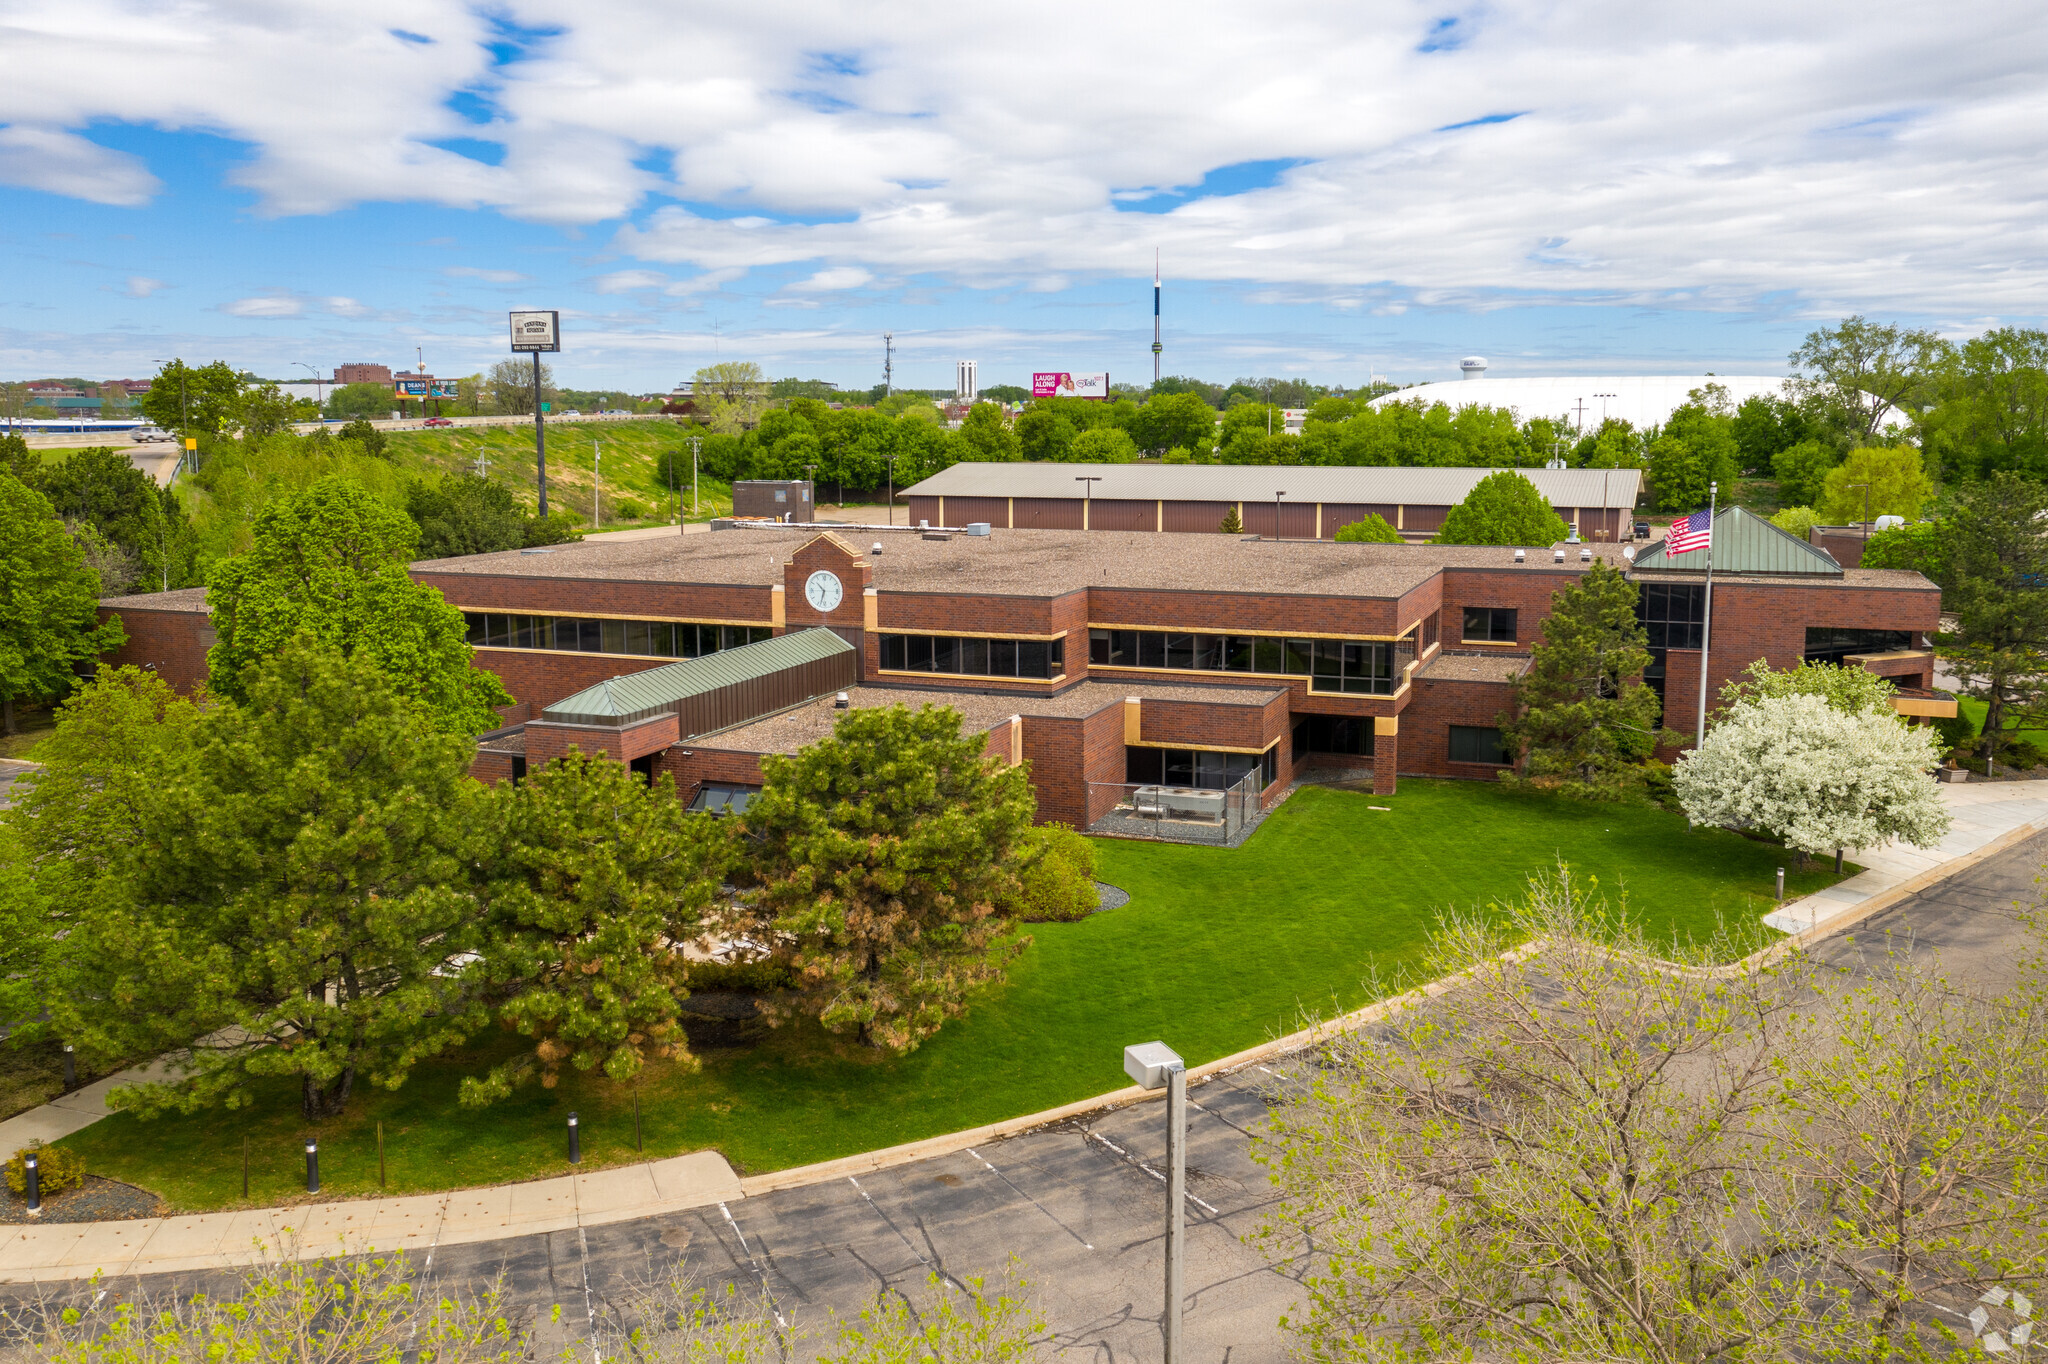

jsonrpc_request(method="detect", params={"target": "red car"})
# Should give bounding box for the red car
[423,416,454,427]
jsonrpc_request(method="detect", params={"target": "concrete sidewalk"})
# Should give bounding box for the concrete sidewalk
[1763,778,2048,933]
[0,1151,741,1283]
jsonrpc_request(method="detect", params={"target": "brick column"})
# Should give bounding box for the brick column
[1373,718,1399,796]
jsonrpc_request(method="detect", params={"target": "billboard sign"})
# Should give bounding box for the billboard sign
[394,381,460,398]
[509,309,561,353]
[1031,371,1110,400]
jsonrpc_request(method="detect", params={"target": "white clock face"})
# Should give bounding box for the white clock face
[804,569,844,613]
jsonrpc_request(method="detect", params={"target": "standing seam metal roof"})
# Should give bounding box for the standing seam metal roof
[540,628,854,726]
[897,462,1643,508]
[1629,506,1843,576]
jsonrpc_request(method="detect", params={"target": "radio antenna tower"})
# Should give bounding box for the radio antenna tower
[883,332,895,397]
[1151,251,1163,386]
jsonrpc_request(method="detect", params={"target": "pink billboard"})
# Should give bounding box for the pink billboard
[1030,371,1110,399]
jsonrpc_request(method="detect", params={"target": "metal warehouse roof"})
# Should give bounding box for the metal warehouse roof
[1631,507,1843,577]
[540,627,854,726]
[899,462,1643,509]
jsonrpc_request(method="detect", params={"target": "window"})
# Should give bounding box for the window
[688,783,760,814]
[1420,611,1439,653]
[1449,725,1509,764]
[1804,627,1913,666]
[1461,607,1517,643]
[1126,747,1272,790]
[1090,628,1408,694]
[462,612,770,659]
[1291,714,1374,756]
[1637,583,1705,650]
[879,633,1063,679]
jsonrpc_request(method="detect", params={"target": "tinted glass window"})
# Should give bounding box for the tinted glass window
[1449,725,1509,764]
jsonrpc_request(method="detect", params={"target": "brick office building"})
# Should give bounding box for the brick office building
[102,513,1943,829]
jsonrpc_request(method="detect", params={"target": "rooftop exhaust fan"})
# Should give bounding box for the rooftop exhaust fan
[1514,549,1525,563]
[1580,547,1592,562]
[872,541,884,555]
[834,692,849,709]
[1553,548,1566,563]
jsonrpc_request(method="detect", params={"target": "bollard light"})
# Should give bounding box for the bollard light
[1124,1041,1187,1364]
[305,1140,319,1194]
[1776,867,1785,902]
[61,1045,75,1092]
[23,1154,40,1215]
[568,1112,581,1165]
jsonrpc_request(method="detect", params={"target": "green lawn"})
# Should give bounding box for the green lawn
[379,421,738,527]
[60,780,1846,1211]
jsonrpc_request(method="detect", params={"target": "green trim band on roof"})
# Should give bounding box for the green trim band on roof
[1629,506,1843,577]
[540,627,854,727]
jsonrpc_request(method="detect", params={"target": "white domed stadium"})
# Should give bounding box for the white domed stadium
[1369,362,1792,431]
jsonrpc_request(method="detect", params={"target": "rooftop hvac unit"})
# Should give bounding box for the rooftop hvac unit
[1514,549,1525,563]
[1553,548,1566,562]
[871,541,884,555]
[965,522,991,536]
[1580,547,1592,562]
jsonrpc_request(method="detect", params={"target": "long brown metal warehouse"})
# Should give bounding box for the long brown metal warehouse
[900,462,1646,541]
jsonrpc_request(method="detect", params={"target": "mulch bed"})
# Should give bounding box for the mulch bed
[0,1175,163,1225]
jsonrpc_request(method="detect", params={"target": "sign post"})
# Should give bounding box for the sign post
[510,310,561,516]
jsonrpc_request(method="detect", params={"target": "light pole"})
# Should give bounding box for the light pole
[1264,380,1274,437]
[1594,391,1617,427]
[804,463,819,522]
[1124,1041,1188,1363]
[885,454,899,527]
[294,362,325,421]
[1075,475,1101,531]
[592,437,602,529]
[1274,490,1286,541]
[1849,482,1871,541]
[688,434,702,524]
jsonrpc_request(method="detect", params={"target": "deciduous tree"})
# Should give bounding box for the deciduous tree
[0,473,126,735]
[138,360,246,437]
[1715,657,1896,718]
[462,754,727,1105]
[1675,692,1949,863]
[1790,315,1947,441]
[1817,443,1934,523]
[205,476,511,734]
[956,403,1021,462]
[1434,470,1570,546]
[735,704,1035,1053]
[1333,513,1401,543]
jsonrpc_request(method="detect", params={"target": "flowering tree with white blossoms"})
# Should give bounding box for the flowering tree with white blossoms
[1675,692,1950,863]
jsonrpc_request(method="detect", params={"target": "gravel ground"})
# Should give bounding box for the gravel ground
[0,1176,162,1225]
[1093,881,1131,912]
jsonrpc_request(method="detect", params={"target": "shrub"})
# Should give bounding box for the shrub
[338,417,389,459]
[612,498,646,520]
[1770,506,1822,540]
[1334,514,1401,543]
[1012,822,1101,922]
[6,1140,85,1196]
[1641,760,1678,811]
[1932,710,1976,753]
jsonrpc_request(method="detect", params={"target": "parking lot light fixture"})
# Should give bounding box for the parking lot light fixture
[1124,1040,1188,1363]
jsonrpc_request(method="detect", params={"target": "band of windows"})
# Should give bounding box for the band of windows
[1125,745,1280,790]
[463,612,772,659]
[1089,628,1413,695]
[878,633,1065,679]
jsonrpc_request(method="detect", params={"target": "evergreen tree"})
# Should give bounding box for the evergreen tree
[0,473,126,734]
[205,476,511,734]
[1435,470,1571,546]
[463,755,728,1105]
[1940,473,2048,765]
[59,637,490,1119]
[734,704,1036,1053]
[1217,505,1244,533]
[1499,561,1663,796]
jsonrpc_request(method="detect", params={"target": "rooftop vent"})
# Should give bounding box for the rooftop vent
[1553,548,1566,563]
[834,692,849,709]
[965,522,991,537]
[918,519,930,530]
[1579,547,1592,562]
[1623,545,1636,560]
[1514,548,1525,563]
[923,531,951,541]
[871,541,884,555]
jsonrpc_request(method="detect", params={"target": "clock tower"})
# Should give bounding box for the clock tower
[781,532,874,673]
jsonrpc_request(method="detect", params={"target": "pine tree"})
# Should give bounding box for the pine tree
[734,704,1036,1053]
[0,473,126,734]
[1218,505,1243,533]
[1435,470,1571,546]
[1499,561,1663,796]
[463,754,728,1105]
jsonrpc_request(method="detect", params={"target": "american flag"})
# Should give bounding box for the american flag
[1666,508,1713,556]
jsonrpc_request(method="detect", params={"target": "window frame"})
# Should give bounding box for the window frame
[1460,606,1517,644]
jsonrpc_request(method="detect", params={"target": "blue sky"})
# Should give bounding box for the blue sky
[2,0,2042,391]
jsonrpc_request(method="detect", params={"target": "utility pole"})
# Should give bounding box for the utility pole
[883,332,895,398]
[688,434,702,524]
[592,437,601,529]
[1152,251,1163,387]
[1594,391,1616,427]
[1849,482,1871,540]
[533,352,547,517]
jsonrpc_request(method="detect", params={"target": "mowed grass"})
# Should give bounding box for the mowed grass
[60,779,1847,1211]
[380,421,737,527]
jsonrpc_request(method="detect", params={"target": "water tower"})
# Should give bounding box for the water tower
[1460,356,1489,381]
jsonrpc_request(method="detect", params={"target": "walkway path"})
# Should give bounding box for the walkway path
[1764,777,2048,933]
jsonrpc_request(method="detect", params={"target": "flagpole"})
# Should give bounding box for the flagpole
[1694,482,1717,748]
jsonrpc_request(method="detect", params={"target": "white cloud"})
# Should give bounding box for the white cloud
[788,266,874,292]
[0,125,159,206]
[221,295,304,319]
[321,296,372,317]
[4,1,2048,312]
[122,276,165,298]
[444,266,529,283]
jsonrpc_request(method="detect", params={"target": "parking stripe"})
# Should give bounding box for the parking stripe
[964,1148,1094,1250]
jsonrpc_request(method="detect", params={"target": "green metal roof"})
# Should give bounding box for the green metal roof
[541,628,854,726]
[1630,506,1842,577]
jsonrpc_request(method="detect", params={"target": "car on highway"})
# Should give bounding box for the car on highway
[130,425,176,443]
[423,416,454,427]
[558,409,581,417]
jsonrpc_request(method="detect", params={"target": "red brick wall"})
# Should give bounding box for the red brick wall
[1136,697,1282,752]
[1439,566,1581,649]
[473,648,683,715]
[783,533,872,634]
[523,713,679,768]
[1398,676,1519,778]
[98,605,213,693]
[415,571,773,624]
[1085,587,1402,637]
[659,747,769,808]
[471,749,519,784]
[865,589,1086,692]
